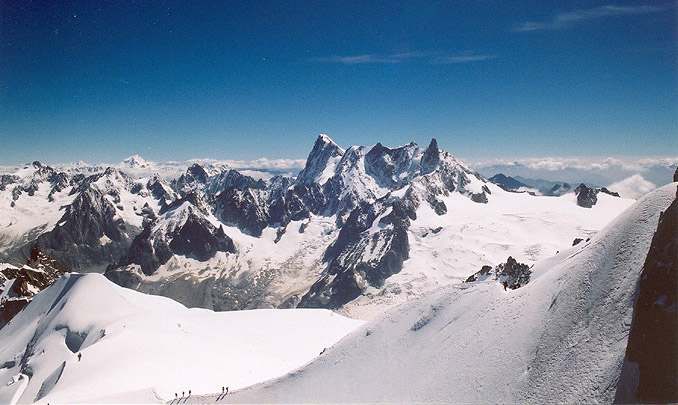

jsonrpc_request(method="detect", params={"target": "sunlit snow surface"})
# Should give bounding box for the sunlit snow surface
[0,274,364,404]
[191,183,676,404]
[341,182,634,319]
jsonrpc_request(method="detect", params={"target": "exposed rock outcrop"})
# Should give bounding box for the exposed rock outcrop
[465,256,532,289]
[575,183,599,208]
[615,186,678,403]
[0,246,67,328]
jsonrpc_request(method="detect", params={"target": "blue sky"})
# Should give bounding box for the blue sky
[1,0,676,164]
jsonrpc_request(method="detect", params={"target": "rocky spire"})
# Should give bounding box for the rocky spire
[296,134,345,184]
[421,138,440,174]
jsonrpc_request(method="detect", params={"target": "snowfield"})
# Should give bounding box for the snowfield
[342,182,634,319]
[0,274,364,404]
[192,183,675,404]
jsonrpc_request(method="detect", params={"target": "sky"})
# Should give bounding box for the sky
[1,0,676,165]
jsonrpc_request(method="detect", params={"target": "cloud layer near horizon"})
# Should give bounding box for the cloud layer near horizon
[514,4,670,32]
[607,174,657,199]
[471,156,678,172]
[472,156,677,193]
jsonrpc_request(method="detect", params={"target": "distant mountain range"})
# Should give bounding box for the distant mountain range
[0,136,634,317]
[475,159,677,199]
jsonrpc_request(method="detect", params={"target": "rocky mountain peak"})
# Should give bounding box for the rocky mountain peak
[186,163,208,183]
[173,164,210,196]
[296,135,345,185]
[575,183,599,208]
[421,138,440,173]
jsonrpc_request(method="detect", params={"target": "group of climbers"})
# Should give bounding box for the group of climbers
[173,387,229,401]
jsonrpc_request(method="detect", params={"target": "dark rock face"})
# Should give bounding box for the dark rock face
[112,226,163,277]
[208,170,266,194]
[575,183,599,208]
[572,238,585,246]
[420,138,440,174]
[674,167,678,182]
[0,246,67,328]
[268,183,326,226]
[470,192,489,204]
[146,175,175,204]
[465,256,531,289]
[428,197,447,215]
[299,199,414,308]
[489,173,528,191]
[168,213,236,262]
[615,187,678,404]
[35,186,135,271]
[216,188,268,236]
[465,265,493,282]
[113,206,236,277]
[0,174,18,191]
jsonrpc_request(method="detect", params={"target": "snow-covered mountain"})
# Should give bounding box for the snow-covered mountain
[0,136,635,317]
[0,273,363,404]
[191,182,677,404]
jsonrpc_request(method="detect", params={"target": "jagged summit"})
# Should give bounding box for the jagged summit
[296,134,345,185]
[297,135,479,195]
[317,133,341,148]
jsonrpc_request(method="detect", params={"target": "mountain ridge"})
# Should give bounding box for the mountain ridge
[0,135,634,316]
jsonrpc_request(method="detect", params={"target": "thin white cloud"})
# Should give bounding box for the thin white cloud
[432,54,497,64]
[471,156,678,172]
[312,52,496,65]
[515,4,670,32]
[311,53,420,64]
[607,174,657,199]
[187,157,306,171]
[228,158,307,171]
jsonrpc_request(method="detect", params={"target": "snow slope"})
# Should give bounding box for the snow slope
[342,182,633,319]
[203,183,676,404]
[0,176,75,257]
[0,274,364,404]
